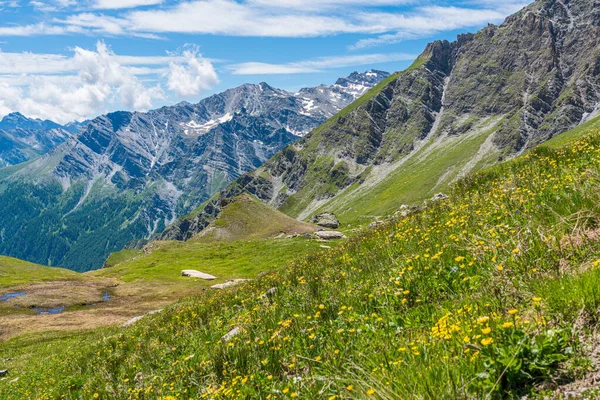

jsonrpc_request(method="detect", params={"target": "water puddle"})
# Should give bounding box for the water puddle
[103,291,111,302]
[0,292,26,302]
[34,306,65,315]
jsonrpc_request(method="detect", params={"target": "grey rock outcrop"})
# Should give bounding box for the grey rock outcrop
[310,212,340,229]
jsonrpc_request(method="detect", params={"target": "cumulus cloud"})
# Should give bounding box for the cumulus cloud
[0,42,218,123]
[167,47,219,97]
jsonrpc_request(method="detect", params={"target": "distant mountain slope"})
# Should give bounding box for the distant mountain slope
[0,112,82,167]
[162,0,600,240]
[0,71,388,271]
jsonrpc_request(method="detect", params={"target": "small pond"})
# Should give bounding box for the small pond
[0,292,26,302]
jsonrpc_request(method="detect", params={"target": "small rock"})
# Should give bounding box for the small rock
[266,287,277,297]
[211,279,250,290]
[314,231,346,240]
[369,221,386,229]
[121,309,163,327]
[274,232,286,239]
[0,370,7,377]
[320,245,331,249]
[310,212,340,229]
[431,193,449,201]
[222,326,241,342]
[181,270,217,280]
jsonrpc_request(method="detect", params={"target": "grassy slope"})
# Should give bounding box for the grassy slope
[94,237,326,285]
[320,119,502,224]
[0,256,81,288]
[196,194,317,242]
[2,120,600,398]
[318,116,600,226]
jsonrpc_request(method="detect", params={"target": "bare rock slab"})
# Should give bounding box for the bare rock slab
[211,279,250,290]
[314,231,347,240]
[181,270,217,280]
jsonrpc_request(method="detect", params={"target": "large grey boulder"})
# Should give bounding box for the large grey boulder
[310,212,340,229]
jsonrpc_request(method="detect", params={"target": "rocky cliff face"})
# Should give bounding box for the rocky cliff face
[162,0,600,241]
[0,112,81,167]
[0,71,388,271]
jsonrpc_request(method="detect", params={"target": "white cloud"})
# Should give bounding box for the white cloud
[125,0,370,37]
[247,0,416,10]
[229,52,416,75]
[0,42,221,123]
[0,0,524,40]
[167,47,219,97]
[0,22,83,36]
[351,5,519,48]
[92,0,163,10]
[0,49,189,75]
[230,63,320,75]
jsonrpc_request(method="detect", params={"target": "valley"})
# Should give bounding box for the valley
[1,0,600,398]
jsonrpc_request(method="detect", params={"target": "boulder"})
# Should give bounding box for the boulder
[0,370,7,377]
[310,212,340,229]
[314,231,347,240]
[211,279,250,290]
[431,193,449,201]
[369,221,386,229]
[181,270,217,280]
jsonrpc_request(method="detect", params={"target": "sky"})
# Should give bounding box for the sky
[0,0,529,124]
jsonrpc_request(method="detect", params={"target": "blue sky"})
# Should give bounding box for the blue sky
[0,0,528,123]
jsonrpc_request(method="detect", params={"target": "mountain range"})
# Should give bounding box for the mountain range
[0,112,83,168]
[0,70,389,271]
[162,0,600,241]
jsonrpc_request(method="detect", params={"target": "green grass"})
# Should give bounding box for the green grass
[2,121,600,398]
[0,256,81,288]
[93,237,327,285]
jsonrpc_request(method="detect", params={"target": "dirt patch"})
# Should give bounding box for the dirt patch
[0,279,119,309]
[0,277,210,341]
[560,228,600,248]
[543,330,600,399]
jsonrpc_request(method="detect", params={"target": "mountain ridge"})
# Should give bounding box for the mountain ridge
[0,112,84,168]
[161,0,600,240]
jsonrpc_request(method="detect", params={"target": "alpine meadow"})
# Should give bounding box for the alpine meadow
[1,0,600,399]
